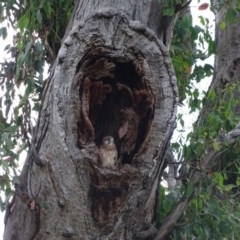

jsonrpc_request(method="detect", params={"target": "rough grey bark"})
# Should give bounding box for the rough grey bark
[210,2,240,92]
[3,1,181,239]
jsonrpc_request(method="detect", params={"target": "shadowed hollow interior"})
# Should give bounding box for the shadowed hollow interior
[77,56,154,164]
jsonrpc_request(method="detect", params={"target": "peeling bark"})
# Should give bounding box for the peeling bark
[4,1,179,239]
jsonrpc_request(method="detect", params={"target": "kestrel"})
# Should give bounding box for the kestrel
[99,136,118,169]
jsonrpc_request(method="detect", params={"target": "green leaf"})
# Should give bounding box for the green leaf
[18,95,28,108]
[193,223,205,238]
[208,89,216,101]
[36,10,42,24]
[34,60,43,73]
[34,42,43,54]
[33,102,40,112]
[186,182,194,197]
[4,44,11,51]
[18,14,30,31]
[212,140,220,151]
[199,16,205,26]
[204,64,214,76]
[164,6,175,16]
[1,132,14,149]
[15,115,23,127]
[172,142,180,152]
[44,2,53,17]
[236,177,240,187]
[1,160,9,168]
[3,125,18,133]
[23,42,32,62]
[158,187,165,199]
[16,52,24,79]
[179,118,184,127]
[193,89,199,99]
[224,184,235,192]
[25,78,34,95]
[220,21,226,30]
[214,172,224,189]
[162,198,172,213]
[226,8,237,23]
[0,27,7,39]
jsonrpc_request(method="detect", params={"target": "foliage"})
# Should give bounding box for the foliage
[158,1,240,239]
[164,79,240,239]
[0,0,74,209]
[185,81,240,161]
[171,7,214,105]
[218,1,240,30]
[158,178,240,239]
[171,187,240,240]
[162,0,191,16]
[156,187,181,228]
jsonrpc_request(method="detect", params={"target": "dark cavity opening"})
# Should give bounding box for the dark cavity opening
[78,57,154,164]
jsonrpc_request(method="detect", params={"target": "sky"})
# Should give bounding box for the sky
[0,0,214,239]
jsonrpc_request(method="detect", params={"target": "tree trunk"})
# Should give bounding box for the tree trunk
[198,2,240,118]
[195,1,240,192]
[4,1,179,239]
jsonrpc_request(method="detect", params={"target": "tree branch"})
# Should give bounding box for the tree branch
[154,124,240,240]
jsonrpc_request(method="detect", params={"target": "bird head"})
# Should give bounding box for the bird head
[102,136,115,145]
